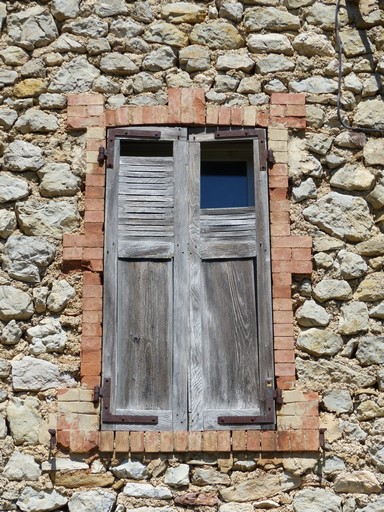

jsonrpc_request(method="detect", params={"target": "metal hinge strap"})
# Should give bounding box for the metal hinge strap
[101,378,158,425]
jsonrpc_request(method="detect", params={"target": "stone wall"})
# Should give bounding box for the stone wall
[0,0,384,511]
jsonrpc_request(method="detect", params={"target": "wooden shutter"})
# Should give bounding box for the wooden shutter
[188,132,275,430]
[102,127,188,430]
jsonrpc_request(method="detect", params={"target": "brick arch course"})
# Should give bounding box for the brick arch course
[58,88,319,454]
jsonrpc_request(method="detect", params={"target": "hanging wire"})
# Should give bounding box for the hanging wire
[335,0,384,133]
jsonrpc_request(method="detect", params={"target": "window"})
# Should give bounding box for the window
[102,126,274,431]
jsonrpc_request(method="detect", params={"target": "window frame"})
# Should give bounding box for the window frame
[101,126,275,432]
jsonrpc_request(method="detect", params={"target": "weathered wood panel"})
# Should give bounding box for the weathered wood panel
[115,259,173,413]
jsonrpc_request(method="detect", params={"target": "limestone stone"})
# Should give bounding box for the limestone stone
[356,235,384,257]
[12,356,75,391]
[306,134,332,156]
[164,464,190,487]
[313,279,352,303]
[356,336,384,366]
[364,139,384,165]
[247,33,293,54]
[87,38,111,55]
[292,178,317,203]
[362,76,380,97]
[14,79,47,98]
[190,21,244,49]
[3,140,44,172]
[322,389,353,414]
[0,286,33,320]
[325,153,347,169]
[132,2,154,23]
[313,237,344,253]
[0,358,10,378]
[1,320,22,345]
[165,71,193,89]
[340,420,367,442]
[17,487,67,512]
[293,32,334,57]
[15,109,58,134]
[103,53,141,76]
[33,287,49,314]
[0,175,29,203]
[110,19,143,38]
[143,21,188,48]
[354,98,384,131]
[0,108,18,129]
[127,37,151,54]
[303,192,373,242]
[323,456,345,475]
[290,77,338,94]
[237,77,261,94]
[298,356,376,389]
[255,55,294,74]
[111,459,147,479]
[334,471,381,493]
[3,236,55,284]
[338,302,369,335]
[340,30,374,57]
[49,57,100,93]
[93,76,120,94]
[330,164,374,192]
[52,0,80,21]
[288,139,322,179]
[296,300,330,327]
[293,489,342,512]
[16,199,80,239]
[220,3,243,22]
[63,16,108,37]
[233,460,257,472]
[132,73,162,93]
[8,6,58,50]
[356,273,384,301]
[161,3,206,24]
[142,47,177,71]
[0,46,29,66]
[7,397,42,445]
[336,250,367,279]
[357,400,384,421]
[20,58,46,79]
[26,317,67,354]
[220,472,300,502]
[0,72,19,91]
[370,446,384,472]
[244,7,300,32]
[106,94,127,108]
[366,185,384,212]
[193,468,230,486]
[360,497,384,512]
[296,328,343,357]
[38,93,66,110]
[0,211,17,239]
[123,483,172,499]
[54,34,86,53]
[47,279,76,313]
[264,79,287,93]
[313,252,333,269]
[38,163,80,197]
[179,45,210,72]
[54,472,115,488]
[215,76,239,92]
[220,505,253,512]
[305,105,325,128]
[42,458,89,471]
[95,0,128,17]
[217,54,254,72]
[4,451,41,481]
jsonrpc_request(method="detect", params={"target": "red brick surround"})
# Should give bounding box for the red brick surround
[59,88,318,453]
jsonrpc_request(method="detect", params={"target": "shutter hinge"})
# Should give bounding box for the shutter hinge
[93,385,103,404]
[98,147,107,167]
[319,428,327,449]
[101,378,158,425]
[217,379,280,426]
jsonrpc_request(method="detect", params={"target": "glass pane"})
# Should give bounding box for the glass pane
[201,161,252,208]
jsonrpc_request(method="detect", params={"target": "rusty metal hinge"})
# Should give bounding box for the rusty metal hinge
[98,147,107,166]
[214,129,262,139]
[319,428,327,449]
[93,385,102,404]
[101,378,158,425]
[217,378,279,426]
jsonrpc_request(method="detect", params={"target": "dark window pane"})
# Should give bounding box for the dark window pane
[120,141,173,157]
[201,161,252,208]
